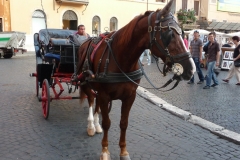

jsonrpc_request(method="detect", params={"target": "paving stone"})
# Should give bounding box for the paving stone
[1,55,240,159]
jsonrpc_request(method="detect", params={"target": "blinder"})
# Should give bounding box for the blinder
[160,25,173,47]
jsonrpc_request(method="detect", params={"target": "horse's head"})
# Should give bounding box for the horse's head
[147,0,196,81]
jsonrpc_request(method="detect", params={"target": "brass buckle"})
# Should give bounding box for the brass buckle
[148,26,152,32]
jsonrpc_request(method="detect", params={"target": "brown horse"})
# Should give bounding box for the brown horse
[77,0,195,159]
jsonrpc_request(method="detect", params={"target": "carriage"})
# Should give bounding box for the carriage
[30,29,94,119]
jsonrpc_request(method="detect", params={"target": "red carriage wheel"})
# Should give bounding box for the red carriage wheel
[41,79,50,119]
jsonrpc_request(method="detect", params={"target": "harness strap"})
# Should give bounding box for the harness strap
[88,69,143,83]
[90,34,107,62]
[148,12,155,47]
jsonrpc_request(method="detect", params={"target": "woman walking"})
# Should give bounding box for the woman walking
[222,36,240,85]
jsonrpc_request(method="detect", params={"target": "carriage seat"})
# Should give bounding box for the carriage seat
[50,38,70,46]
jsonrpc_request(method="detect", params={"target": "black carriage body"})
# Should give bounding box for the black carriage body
[34,29,80,88]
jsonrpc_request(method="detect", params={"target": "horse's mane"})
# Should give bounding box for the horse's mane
[115,9,163,46]
[114,11,153,46]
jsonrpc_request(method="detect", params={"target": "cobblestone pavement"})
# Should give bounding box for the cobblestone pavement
[140,57,240,134]
[1,55,240,160]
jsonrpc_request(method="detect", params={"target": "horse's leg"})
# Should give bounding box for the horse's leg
[94,98,102,133]
[86,89,96,136]
[119,92,136,160]
[99,98,111,160]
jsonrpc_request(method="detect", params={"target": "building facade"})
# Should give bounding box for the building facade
[177,0,240,31]
[7,0,171,50]
[3,0,240,50]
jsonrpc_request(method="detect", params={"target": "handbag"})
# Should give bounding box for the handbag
[234,60,240,67]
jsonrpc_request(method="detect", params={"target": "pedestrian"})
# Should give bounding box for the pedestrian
[203,31,220,77]
[203,32,220,89]
[188,30,205,84]
[183,35,189,50]
[140,49,151,66]
[222,36,240,85]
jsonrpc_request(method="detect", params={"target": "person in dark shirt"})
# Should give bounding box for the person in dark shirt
[203,32,220,89]
[222,36,240,85]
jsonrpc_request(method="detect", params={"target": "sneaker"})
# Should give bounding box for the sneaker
[197,81,204,84]
[211,83,218,87]
[203,86,210,89]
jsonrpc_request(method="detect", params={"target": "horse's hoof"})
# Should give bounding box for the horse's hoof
[95,125,103,133]
[100,152,111,160]
[87,127,96,136]
[120,155,131,160]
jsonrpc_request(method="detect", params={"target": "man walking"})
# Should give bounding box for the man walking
[188,30,205,84]
[203,32,220,89]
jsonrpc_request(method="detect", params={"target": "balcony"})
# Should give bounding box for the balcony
[55,0,89,5]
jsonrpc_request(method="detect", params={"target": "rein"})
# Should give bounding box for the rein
[103,32,182,92]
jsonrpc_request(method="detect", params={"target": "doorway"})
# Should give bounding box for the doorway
[62,10,78,30]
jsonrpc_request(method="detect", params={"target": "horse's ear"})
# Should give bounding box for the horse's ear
[161,0,174,16]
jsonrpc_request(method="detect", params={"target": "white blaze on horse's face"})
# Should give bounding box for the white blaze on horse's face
[189,57,196,75]
[179,35,196,75]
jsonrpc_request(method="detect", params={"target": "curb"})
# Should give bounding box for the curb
[137,86,240,144]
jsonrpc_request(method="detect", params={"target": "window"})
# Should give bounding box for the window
[110,17,118,32]
[182,0,188,10]
[62,10,78,30]
[156,0,166,2]
[32,10,46,34]
[194,1,199,16]
[92,16,101,36]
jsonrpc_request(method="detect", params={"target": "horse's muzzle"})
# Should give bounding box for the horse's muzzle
[180,57,196,81]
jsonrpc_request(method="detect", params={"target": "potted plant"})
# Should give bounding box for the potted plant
[177,9,197,25]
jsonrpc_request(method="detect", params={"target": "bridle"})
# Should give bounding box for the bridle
[148,11,192,77]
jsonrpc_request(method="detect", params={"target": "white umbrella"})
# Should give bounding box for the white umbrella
[214,31,226,36]
[225,32,240,38]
